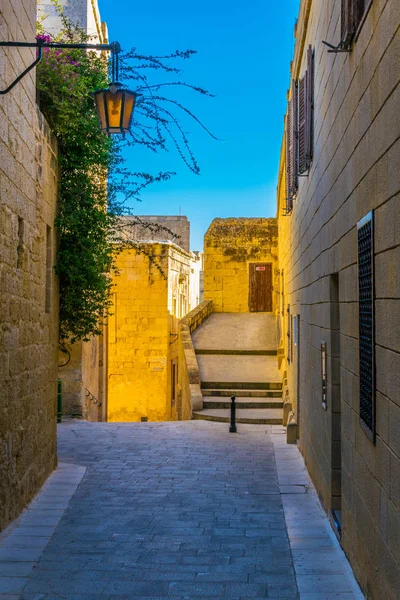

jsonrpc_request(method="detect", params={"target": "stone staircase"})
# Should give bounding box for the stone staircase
[191,313,283,424]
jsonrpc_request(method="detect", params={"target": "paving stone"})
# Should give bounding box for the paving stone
[296,574,356,594]
[0,422,365,599]
[0,563,37,577]
[0,578,27,593]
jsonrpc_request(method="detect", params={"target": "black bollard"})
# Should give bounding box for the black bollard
[229,395,237,433]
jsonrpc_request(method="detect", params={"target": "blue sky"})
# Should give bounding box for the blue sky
[100,0,300,250]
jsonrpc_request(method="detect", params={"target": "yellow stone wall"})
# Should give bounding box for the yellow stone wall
[204,218,279,313]
[107,242,192,422]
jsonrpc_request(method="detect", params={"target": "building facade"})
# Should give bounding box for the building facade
[204,218,279,313]
[122,215,191,253]
[107,241,195,422]
[38,0,108,42]
[277,0,400,597]
[0,0,59,530]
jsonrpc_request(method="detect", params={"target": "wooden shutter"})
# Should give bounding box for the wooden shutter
[285,81,299,213]
[342,0,370,47]
[298,46,314,176]
[341,0,356,47]
[291,81,299,192]
[356,0,367,27]
[285,98,293,206]
[305,45,314,165]
[298,75,307,175]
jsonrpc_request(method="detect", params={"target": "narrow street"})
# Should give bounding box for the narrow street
[0,422,363,600]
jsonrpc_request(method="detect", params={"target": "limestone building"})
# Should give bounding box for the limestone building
[277,0,400,597]
[38,0,108,42]
[204,218,279,313]
[122,215,191,252]
[107,241,194,422]
[0,1,59,530]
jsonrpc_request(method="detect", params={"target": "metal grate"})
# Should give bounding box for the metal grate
[357,212,375,440]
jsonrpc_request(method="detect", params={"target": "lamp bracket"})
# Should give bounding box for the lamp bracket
[0,40,121,95]
[169,333,179,345]
[321,40,351,53]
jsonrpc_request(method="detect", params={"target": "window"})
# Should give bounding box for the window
[284,46,314,214]
[321,341,327,409]
[357,211,375,442]
[341,0,372,48]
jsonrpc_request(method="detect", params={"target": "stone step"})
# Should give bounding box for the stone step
[203,397,284,409]
[192,313,278,353]
[197,355,281,386]
[201,389,283,398]
[192,408,283,425]
[195,349,278,356]
[201,381,283,390]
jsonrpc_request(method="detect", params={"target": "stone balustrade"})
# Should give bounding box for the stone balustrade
[177,300,213,419]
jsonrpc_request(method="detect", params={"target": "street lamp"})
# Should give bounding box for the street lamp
[93,43,137,135]
[0,39,137,135]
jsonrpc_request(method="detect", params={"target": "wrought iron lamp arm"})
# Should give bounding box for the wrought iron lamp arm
[321,40,350,54]
[0,40,121,95]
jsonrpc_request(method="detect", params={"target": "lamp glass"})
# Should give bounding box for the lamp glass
[94,88,137,135]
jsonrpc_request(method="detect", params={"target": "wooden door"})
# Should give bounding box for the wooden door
[249,263,273,312]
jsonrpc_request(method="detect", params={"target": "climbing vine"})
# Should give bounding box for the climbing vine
[36,2,215,343]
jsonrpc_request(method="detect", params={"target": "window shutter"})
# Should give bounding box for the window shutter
[356,0,366,26]
[341,0,356,47]
[298,75,307,175]
[291,81,299,193]
[285,98,293,213]
[286,98,292,199]
[306,45,314,165]
[285,81,299,213]
[298,47,314,176]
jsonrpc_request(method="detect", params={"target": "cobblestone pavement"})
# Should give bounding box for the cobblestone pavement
[0,421,363,600]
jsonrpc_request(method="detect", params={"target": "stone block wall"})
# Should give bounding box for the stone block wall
[81,333,107,421]
[107,242,192,422]
[0,0,58,530]
[121,216,191,253]
[107,243,170,422]
[204,218,279,313]
[59,333,106,421]
[277,0,400,597]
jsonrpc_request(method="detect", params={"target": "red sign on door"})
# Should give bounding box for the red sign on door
[256,266,266,271]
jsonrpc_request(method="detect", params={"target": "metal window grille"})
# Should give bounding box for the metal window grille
[357,211,375,441]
